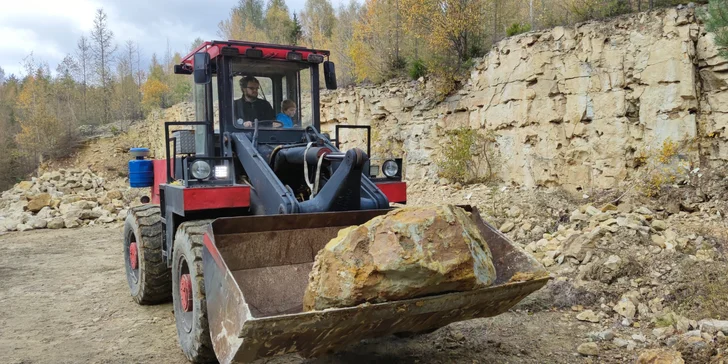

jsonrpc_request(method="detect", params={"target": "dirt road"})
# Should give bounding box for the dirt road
[0,226,603,364]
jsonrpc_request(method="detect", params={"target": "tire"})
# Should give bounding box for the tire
[172,221,216,363]
[123,204,171,304]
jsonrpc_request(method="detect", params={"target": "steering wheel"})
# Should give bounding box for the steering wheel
[236,119,283,128]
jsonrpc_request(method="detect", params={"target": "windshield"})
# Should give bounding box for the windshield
[230,60,313,130]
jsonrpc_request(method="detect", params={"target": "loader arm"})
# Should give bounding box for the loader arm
[231,132,300,215]
[231,131,389,215]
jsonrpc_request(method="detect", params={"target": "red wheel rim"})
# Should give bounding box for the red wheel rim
[180,274,193,312]
[129,242,138,270]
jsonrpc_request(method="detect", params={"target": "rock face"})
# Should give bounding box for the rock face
[319,7,728,194]
[302,205,496,311]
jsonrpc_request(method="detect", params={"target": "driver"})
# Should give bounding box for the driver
[234,76,276,127]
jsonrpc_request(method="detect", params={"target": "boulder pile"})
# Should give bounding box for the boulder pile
[0,169,139,232]
[303,205,496,311]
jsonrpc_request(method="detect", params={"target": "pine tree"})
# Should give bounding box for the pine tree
[290,13,303,45]
[701,0,728,59]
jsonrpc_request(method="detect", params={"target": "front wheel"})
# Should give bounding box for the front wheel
[172,221,216,363]
[123,204,171,304]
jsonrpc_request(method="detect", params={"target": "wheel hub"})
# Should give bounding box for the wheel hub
[129,242,138,270]
[180,274,193,312]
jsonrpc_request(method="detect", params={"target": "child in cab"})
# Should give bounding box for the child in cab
[276,99,296,128]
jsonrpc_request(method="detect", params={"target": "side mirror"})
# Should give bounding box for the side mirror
[193,52,211,84]
[323,61,337,90]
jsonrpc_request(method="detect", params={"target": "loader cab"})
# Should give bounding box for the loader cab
[177,41,337,160]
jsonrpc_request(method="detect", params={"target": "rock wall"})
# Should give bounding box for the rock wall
[319,7,728,194]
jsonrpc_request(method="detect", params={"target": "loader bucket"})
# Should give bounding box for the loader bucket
[202,206,550,364]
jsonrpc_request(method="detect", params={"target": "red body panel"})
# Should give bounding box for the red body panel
[183,186,251,211]
[151,159,170,204]
[375,181,407,203]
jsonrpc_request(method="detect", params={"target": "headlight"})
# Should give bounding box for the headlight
[382,160,399,178]
[190,160,211,179]
[214,165,229,179]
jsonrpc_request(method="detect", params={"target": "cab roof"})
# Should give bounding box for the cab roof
[179,40,331,70]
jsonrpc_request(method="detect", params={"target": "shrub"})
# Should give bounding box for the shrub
[437,128,499,185]
[408,59,427,80]
[506,22,532,37]
[637,138,695,198]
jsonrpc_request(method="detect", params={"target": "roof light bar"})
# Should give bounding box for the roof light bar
[307,54,324,63]
[287,51,303,61]
[245,48,264,58]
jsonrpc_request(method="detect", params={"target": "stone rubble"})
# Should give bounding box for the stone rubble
[404,179,728,362]
[0,169,141,232]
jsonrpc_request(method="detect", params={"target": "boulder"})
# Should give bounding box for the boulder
[16,181,34,191]
[48,218,65,229]
[106,189,123,201]
[636,349,684,364]
[28,217,47,229]
[27,193,51,213]
[577,342,599,356]
[303,205,496,311]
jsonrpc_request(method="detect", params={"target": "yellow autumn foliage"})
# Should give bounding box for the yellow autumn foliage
[14,72,66,162]
[400,0,485,62]
[141,78,170,111]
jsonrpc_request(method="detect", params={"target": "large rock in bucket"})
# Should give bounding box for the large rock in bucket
[303,205,496,311]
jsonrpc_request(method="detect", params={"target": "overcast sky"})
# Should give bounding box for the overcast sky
[0,0,345,78]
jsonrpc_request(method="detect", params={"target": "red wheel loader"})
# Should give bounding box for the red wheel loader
[123,40,550,364]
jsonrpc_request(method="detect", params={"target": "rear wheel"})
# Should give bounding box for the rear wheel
[172,221,216,363]
[123,204,171,304]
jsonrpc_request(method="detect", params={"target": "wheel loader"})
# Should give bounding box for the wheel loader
[123,40,550,364]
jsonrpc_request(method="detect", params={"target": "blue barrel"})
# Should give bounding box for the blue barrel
[129,148,154,188]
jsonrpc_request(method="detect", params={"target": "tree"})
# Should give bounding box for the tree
[0,74,25,191]
[400,0,485,63]
[75,35,92,122]
[141,53,171,110]
[190,37,205,51]
[114,41,142,121]
[54,55,81,132]
[15,67,66,163]
[218,0,267,41]
[330,0,363,86]
[0,66,5,84]
[264,0,293,44]
[350,0,403,82]
[301,0,336,47]
[90,8,117,124]
[290,12,303,44]
[239,0,265,29]
[141,79,170,110]
[167,52,192,105]
[701,0,728,58]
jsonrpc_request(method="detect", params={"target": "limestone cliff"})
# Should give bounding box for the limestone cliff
[319,7,728,194]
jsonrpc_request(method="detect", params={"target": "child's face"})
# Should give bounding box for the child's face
[284,107,296,117]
